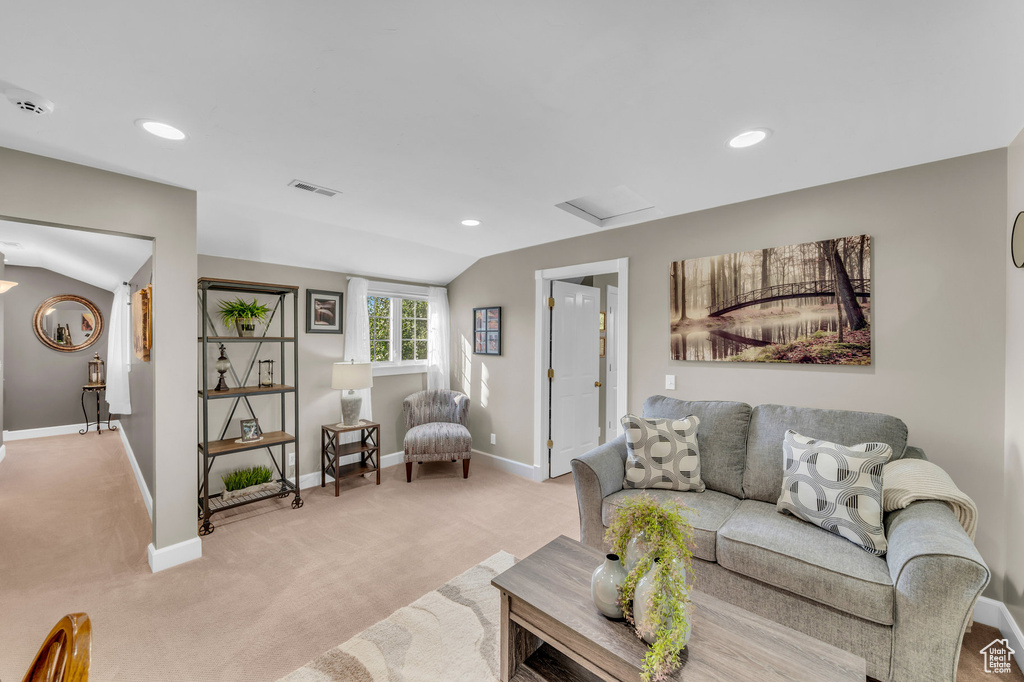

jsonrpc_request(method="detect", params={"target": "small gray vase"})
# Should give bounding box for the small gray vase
[591,553,627,619]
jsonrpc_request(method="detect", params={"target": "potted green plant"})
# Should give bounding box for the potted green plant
[217,297,271,337]
[220,465,277,502]
[606,494,696,682]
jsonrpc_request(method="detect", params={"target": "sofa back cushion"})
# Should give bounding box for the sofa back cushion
[743,404,908,503]
[642,396,751,498]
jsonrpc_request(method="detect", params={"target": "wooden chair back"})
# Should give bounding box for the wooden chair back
[22,613,91,682]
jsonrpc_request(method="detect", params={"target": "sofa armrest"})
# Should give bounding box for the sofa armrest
[570,435,628,550]
[885,501,989,682]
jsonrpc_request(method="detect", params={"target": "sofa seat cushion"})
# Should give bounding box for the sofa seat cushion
[642,396,752,498]
[403,422,472,459]
[602,489,740,562]
[717,500,894,625]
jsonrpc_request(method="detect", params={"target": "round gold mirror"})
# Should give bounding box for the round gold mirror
[1013,212,1024,268]
[33,295,104,353]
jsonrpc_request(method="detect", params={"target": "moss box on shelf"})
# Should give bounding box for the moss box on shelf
[220,465,278,502]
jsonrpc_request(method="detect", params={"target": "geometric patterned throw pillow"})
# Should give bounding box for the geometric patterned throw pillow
[621,414,705,492]
[777,430,892,555]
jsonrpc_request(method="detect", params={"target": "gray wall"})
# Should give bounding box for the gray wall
[1005,129,1024,628]
[118,257,155,497]
[0,252,5,448]
[0,146,198,553]
[3,266,114,431]
[198,255,429,490]
[447,150,1008,599]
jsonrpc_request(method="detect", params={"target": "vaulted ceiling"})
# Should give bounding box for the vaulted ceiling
[1,2,1022,284]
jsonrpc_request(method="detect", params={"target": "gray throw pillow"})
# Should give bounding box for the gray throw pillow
[777,430,892,555]
[621,414,704,492]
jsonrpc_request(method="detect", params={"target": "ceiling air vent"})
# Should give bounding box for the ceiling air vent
[4,88,54,116]
[288,179,341,198]
[556,185,660,229]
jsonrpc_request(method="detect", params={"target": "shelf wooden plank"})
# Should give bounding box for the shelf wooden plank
[198,277,299,295]
[199,431,295,457]
[331,460,379,481]
[333,441,380,457]
[199,384,296,399]
[199,336,295,343]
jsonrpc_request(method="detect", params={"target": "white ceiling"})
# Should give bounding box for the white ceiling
[0,219,152,292]
[0,2,1022,285]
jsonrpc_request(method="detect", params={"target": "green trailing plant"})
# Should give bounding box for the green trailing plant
[221,465,273,492]
[606,494,696,682]
[217,297,271,326]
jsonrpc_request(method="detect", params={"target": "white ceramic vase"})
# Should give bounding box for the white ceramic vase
[632,558,692,647]
[624,530,651,572]
[591,553,627,619]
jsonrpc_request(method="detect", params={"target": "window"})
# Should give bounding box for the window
[367,293,429,373]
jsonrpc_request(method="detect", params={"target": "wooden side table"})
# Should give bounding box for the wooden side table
[321,421,380,496]
[81,383,117,435]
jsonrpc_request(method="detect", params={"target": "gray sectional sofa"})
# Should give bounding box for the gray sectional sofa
[570,396,989,682]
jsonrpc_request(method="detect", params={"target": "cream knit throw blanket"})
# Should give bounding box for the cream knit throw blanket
[883,459,977,541]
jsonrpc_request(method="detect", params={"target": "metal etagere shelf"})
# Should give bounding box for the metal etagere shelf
[197,277,303,535]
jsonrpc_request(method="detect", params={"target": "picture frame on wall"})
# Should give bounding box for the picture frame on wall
[306,289,343,334]
[473,306,501,355]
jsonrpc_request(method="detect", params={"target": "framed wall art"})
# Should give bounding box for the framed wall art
[306,289,343,334]
[473,306,501,355]
[670,234,871,365]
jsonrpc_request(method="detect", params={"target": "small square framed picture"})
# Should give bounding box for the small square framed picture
[306,289,344,334]
[239,418,262,443]
[473,307,501,355]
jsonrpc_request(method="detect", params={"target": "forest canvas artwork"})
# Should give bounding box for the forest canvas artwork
[670,235,871,364]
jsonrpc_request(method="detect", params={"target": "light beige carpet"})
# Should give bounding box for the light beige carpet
[280,551,516,681]
[0,432,579,681]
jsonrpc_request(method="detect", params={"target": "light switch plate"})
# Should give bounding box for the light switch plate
[288,452,295,466]
[490,433,497,445]
[665,374,676,390]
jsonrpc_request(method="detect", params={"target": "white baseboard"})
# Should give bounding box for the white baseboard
[113,421,153,520]
[3,423,89,440]
[147,537,202,573]
[471,449,542,482]
[0,444,5,466]
[974,596,1024,655]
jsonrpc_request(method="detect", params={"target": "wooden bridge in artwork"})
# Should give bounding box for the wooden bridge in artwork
[706,279,871,317]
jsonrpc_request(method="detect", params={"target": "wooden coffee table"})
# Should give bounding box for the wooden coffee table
[491,535,865,681]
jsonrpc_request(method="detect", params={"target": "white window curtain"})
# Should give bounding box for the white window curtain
[426,286,450,390]
[343,277,373,423]
[105,283,132,415]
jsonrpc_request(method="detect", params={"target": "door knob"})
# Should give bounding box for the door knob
[595,381,602,387]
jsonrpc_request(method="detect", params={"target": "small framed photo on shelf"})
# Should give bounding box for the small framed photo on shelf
[474,306,501,355]
[306,289,343,334]
[239,418,262,443]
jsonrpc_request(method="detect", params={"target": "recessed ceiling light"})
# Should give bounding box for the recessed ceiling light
[728,129,771,149]
[461,219,481,227]
[136,119,187,141]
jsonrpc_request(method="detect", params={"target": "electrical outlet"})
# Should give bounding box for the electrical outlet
[665,374,676,390]
[490,433,497,445]
[288,452,295,467]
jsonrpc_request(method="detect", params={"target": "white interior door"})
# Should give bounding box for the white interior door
[550,280,600,478]
[605,286,619,440]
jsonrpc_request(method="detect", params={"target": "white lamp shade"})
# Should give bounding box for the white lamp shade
[0,280,18,294]
[332,361,373,390]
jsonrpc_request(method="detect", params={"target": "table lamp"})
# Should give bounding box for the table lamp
[331,360,373,427]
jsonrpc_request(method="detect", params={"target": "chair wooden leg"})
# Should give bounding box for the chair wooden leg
[463,458,470,479]
[406,462,412,483]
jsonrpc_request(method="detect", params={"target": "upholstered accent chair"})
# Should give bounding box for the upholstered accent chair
[403,389,472,482]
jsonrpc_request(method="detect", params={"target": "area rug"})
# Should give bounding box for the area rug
[280,551,516,681]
